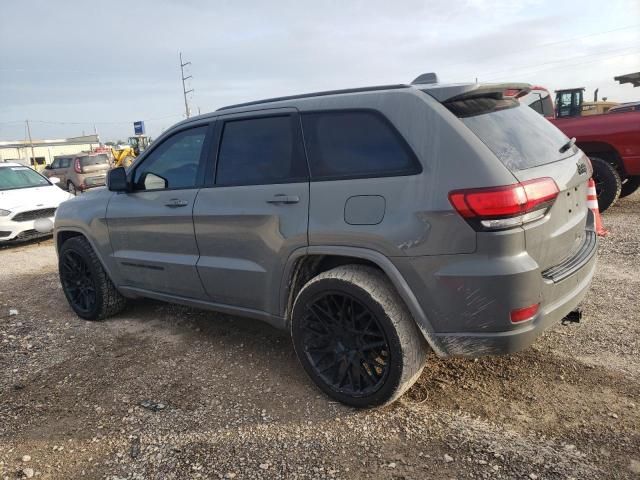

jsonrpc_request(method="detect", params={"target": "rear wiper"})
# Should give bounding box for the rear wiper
[559,137,576,153]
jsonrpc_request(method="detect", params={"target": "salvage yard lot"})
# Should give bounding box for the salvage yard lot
[1,195,639,480]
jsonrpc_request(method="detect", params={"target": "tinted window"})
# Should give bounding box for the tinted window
[301,111,419,180]
[216,115,306,186]
[134,126,207,190]
[449,99,573,170]
[61,158,71,168]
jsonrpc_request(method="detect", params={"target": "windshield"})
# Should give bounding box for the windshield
[0,165,51,191]
[80,154,109,167]
[447,98,574,171]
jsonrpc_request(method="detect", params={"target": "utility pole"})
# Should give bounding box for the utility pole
[25,120,36,167]
[180,52,194,118]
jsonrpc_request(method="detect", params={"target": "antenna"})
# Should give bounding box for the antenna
[180,52,194,118]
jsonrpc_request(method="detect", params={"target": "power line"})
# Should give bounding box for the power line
[0,113,183,126]
[479,44,640,79]
[434,24,640,73]
[483,51,640,82]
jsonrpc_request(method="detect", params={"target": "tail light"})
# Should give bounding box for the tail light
[449,177,559,230]
[74,158,82,173]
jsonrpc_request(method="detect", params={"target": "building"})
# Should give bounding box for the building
[0,134,100,168]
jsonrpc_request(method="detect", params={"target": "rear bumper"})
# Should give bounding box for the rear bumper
[432,250,596,356]
[392,224,598,357]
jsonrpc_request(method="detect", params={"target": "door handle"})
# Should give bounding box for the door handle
[266,194,300,205]
[165,198,189,208]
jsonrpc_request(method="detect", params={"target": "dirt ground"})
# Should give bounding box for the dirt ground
[1,194,639,480]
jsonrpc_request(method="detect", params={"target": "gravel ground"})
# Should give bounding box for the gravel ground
[1,193,639,480]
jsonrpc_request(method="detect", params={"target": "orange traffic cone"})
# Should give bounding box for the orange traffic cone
[587,178,608,237]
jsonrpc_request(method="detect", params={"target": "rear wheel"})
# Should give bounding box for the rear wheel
[620,176,640,199]
[589,156,621,212]
[291,265,428,408]
[59,236,126,320]
[67,181,77,196]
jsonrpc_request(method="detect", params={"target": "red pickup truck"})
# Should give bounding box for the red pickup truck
[521,87,640,211]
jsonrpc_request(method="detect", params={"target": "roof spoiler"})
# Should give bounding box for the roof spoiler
[420,82,532,102]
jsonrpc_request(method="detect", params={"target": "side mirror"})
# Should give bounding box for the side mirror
[44,165,52,170]
[49,176,61,185]
[107,167,129,192]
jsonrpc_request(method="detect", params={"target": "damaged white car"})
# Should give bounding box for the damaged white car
[0,162,73,242]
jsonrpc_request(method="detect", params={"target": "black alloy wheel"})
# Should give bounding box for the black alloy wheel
[60,249,97,315]
[299,291,390,397]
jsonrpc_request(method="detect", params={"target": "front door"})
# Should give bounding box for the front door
[193,111,309,315]
[107,124,212,299]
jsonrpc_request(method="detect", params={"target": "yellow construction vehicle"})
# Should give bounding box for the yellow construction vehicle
[554,87,619,118]
[111,136,150,168]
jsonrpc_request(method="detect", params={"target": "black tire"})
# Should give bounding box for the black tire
[67,181,77,196]
[589,156,621,213]
[620,176,640,199]
[59,236,126,320]
[291,265,428,408]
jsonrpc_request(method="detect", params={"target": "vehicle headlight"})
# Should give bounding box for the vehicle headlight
[0,209,11,216]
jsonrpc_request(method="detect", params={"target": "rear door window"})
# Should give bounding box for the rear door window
[301,110,420,180]
[446,98,574,170]
[215,115,307,186]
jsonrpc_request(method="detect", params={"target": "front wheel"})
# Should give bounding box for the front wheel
[589,156,621,213]
[291,265,428,408]
[59,236,126,320]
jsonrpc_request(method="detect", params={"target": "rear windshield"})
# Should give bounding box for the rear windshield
[80,154,109,167]
[446,97,574,170]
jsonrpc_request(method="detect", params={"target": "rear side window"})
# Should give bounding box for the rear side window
[216,115,307,186]
[447,98,574,170]
[80,154,109,167]
[301,110,420,180]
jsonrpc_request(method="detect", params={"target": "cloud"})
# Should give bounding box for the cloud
[0,0,638,141]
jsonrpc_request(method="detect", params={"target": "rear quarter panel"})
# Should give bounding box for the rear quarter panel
[298,89,519,256]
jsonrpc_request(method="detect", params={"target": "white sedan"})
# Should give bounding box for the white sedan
[0,163,73,242]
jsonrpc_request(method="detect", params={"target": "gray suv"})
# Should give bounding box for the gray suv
[54,75,597,407]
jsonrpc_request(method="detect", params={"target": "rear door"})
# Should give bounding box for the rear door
[193,110,309,314]
[107,124,212,298]
[451,98,591,270]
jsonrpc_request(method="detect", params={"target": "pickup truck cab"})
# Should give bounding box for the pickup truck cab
[521,87,640,211]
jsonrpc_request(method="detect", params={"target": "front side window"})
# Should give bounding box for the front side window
[215,115,306,186]
[133,126,207,190]
[301,110,420,180]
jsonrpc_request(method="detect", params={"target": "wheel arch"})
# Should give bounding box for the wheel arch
[280,246,445,356]
[55,227,119,289]
[577,141,626,176]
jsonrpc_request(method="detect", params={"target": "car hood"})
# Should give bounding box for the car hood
[0,185,73,212]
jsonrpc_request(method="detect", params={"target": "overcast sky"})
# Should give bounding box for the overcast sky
[1,0,638,142]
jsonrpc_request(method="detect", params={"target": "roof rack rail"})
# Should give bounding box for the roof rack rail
[217,84,410,111]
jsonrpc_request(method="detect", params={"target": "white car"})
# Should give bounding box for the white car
[0,162,73,242]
